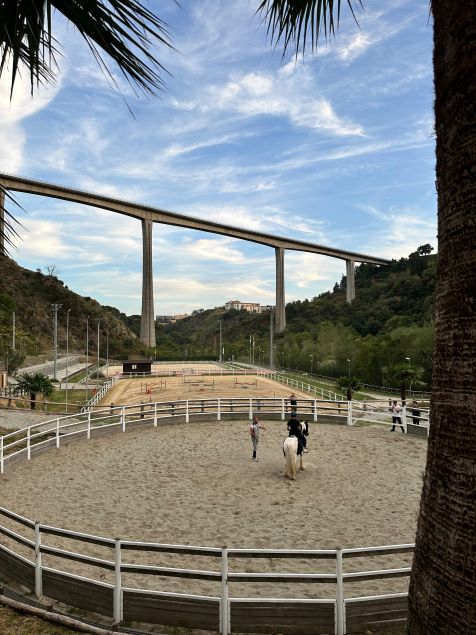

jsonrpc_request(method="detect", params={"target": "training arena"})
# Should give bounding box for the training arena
[0,364,428,634]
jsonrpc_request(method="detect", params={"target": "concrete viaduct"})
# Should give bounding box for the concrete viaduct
[0,173,390,348]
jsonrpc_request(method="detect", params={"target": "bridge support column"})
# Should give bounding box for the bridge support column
[0,186,5,256]
[346,259,355,303]
[275,247,286,333]
[140,219,156,348]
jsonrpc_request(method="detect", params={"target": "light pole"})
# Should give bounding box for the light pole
[86,316,89,401]
[310,354,313,376]
[106,323,109,378]
[347,358,351,378]
[281,351,285,369]
[65,309,71,412]
[96,318,101,382]
[51,303,62,381]
[219,320,223,363]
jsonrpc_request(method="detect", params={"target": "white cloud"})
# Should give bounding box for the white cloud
[0,69,61,172]
[185,237,246,264]
[207,70,365,137]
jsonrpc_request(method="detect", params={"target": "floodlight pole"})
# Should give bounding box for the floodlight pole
[66,309,71,412]
[51,303,62,381]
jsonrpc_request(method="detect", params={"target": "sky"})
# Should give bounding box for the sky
[0,0,436,316]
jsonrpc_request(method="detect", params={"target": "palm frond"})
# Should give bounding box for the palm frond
[0,0,177,97]
[0,185,25,254]
[256,0,363,55]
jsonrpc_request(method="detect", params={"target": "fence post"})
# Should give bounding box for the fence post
[220,546,229,635]
[313,399,317,422]
[113,538,123,624]
[249,399,253,420]
[336,547,344,635]
[56,418,60,448]
[0,435,4,474]
[34,521,42,598]
[121,406,126,432]
[402,406,408,433]
[217,398,221,421]
[281,398,285,420]
[186,400,189,423]
[347,401,352,426]
[87,411,91,440]
[27,427,31,460]
[153,402,158,427]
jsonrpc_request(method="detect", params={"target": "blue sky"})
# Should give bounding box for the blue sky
[0,0,436,316]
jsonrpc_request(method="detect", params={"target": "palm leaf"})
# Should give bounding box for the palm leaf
[256,0,363,55]
[0,185,24,253]
[0,0,176,97]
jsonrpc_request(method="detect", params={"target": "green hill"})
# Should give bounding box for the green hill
[0,255,146,367]
[153,245,436,386]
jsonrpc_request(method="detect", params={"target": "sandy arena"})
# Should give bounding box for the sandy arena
[100,370,311,408]
[0,369,427,601]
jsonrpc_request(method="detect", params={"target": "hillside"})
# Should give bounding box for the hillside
[0,255,146,364]
[153,246,436,385]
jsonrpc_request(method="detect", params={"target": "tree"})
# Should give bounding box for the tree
[417,244,434,256]
[0,0,173,97]
[257,2,476,632]
[14,372,54,409]
[336,375,362,401]
[383,363,426,404]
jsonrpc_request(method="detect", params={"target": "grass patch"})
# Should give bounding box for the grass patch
[0,606,83,634]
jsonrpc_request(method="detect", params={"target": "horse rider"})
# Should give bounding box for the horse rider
[287,413,309,453]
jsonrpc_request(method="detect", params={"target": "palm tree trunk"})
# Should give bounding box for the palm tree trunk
[408,1,476,632]
[30,393,36,410]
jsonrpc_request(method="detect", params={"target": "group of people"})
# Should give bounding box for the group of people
[250,393,308,461]
[389,399,421,432]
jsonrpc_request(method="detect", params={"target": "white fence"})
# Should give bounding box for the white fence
[267,371,345,401]
[80,374,120,412]
[0,397,430,475]
[0,398,429,633]
[0,502,414,634]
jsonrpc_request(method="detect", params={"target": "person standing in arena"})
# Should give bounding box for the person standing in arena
[250,415,267,462]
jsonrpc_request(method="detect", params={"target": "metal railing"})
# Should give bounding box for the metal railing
[0,397,429,476]
[80,375,119,412]
[0,504,413,635]
[267,371,345,401]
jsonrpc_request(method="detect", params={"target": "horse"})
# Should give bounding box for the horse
[283,420,309,480]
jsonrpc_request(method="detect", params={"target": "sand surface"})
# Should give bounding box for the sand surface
[100,373,302,408]
[0,415,427,600]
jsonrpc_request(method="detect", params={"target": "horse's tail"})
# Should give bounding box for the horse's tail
[283,437,298,479]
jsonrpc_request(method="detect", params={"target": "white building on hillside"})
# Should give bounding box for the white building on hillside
[224,300,273,313]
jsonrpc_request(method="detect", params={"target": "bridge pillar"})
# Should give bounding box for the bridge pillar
[0,186,5,256]
[346,259,356,303]
[275,247,286,333]
[140,219,156,348]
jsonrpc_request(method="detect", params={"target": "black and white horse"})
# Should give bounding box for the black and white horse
[283,420,309,480]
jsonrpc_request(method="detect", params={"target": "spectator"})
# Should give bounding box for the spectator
[411,400,421,426]
[289,392,297,414]
[390,400,404,432]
